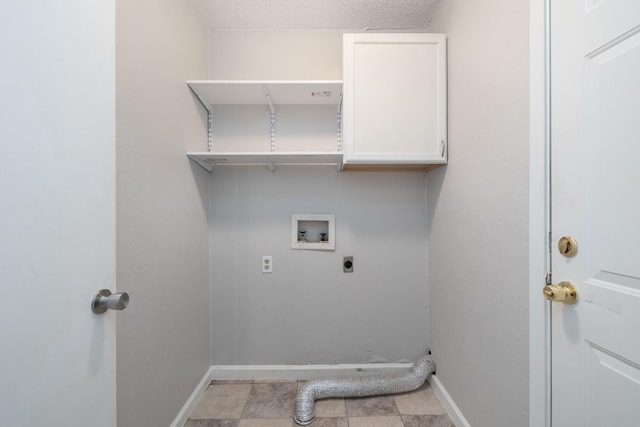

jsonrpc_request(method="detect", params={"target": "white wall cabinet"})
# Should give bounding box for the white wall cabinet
[342,33,447,170]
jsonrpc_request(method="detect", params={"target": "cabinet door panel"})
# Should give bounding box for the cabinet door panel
[343,33,447,166]
[354,42,438,154]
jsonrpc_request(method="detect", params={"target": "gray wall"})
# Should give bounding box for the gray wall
[208,31,430,365]
[116,1,210,426]
[209,31,343,80]
[426,1,530,426]
[210,166,429,364]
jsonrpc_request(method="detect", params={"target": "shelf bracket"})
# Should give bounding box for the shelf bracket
[263,156,277,172]
[187,84,215,152]
[187,155,214,173]
[188,84,211,114]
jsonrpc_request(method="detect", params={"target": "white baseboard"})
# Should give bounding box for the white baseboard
[428,375,471,427]
[170,366,213,427]
[210,362,414,381]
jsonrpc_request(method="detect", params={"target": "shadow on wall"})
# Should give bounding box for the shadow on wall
[426,165,448,231]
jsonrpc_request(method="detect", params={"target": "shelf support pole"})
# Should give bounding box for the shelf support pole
[207,107,214,152]
[336,93,343,152]
[264,86,276,153]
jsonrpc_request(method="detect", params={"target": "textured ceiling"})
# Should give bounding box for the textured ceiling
[192,0,443,31]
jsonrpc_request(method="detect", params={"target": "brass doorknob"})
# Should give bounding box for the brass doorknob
[543,281,578,304]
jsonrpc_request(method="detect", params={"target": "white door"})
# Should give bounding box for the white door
[0,2,117,426]
[550,0,640,425]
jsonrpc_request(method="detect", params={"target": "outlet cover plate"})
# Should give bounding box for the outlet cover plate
[262,256,273,273]
[343,256,354,273]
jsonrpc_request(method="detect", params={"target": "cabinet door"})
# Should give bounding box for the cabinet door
[343,33,447,167]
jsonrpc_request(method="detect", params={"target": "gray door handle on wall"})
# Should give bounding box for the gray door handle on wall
[92,289,130,314]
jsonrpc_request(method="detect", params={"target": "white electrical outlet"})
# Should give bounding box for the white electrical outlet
[262,256,273,273]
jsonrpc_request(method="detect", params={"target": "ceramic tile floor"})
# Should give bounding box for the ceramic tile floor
[186,380,455,427]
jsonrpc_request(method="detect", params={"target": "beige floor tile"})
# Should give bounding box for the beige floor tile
[314,398,347,417]
[237,419,293,427]
[190,383,252,419]
[402,414,456,427]
[345,395,399,417]
[211,380,254,385]
[308,418,348,427]
[347,416,405,427]
[185,420,240,427]
[241,382,297,418]
[394,387,446,415]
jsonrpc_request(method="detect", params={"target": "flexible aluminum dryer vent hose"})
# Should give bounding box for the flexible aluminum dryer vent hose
[294,353,436,426]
